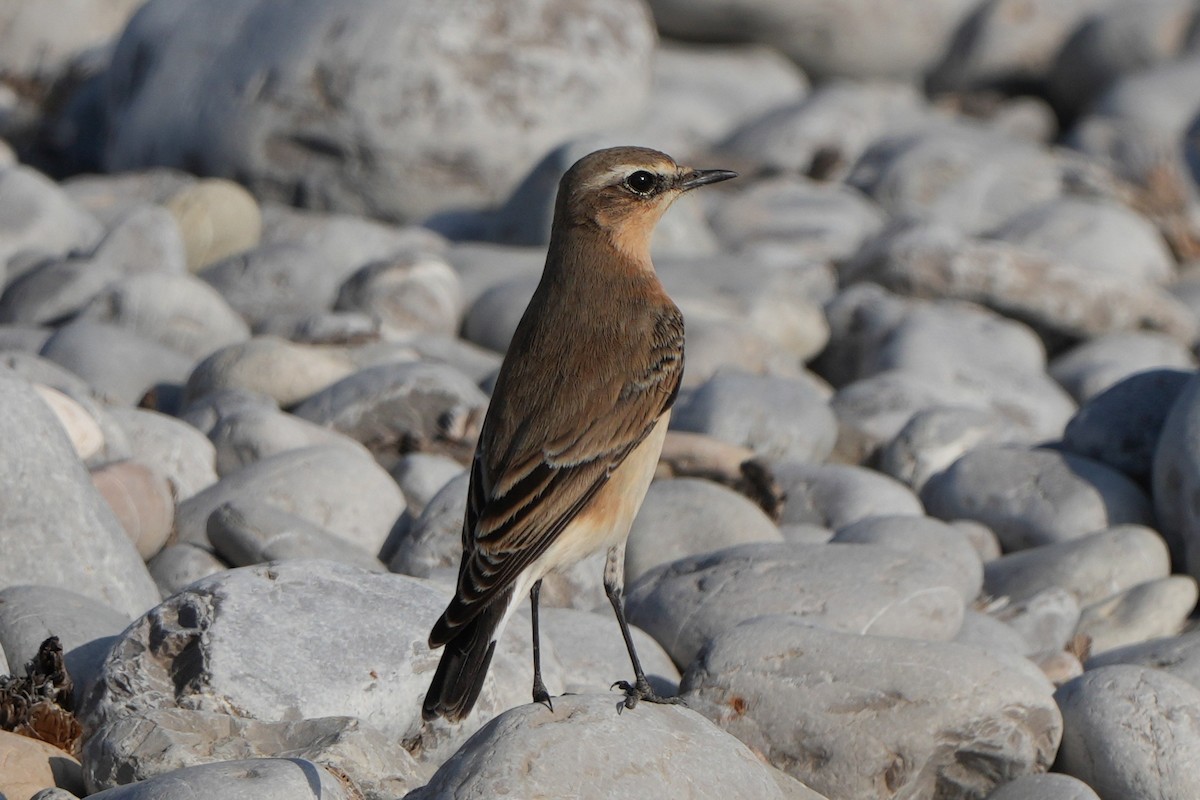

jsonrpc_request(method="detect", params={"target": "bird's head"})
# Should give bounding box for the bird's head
[553,146,737,261]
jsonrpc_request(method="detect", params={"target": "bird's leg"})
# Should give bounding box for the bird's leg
[604,543,680,711]
[530,579,553,712]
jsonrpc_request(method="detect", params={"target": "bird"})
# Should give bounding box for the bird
[422,146,737,722]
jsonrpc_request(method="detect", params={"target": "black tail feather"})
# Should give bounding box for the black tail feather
[422,595,509,722]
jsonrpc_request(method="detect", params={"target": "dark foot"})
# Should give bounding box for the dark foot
[610,677,681,712]
[533,677,554,712]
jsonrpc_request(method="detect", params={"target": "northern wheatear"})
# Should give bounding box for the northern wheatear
[422,146,736,722]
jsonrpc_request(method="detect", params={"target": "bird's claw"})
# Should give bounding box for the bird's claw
[610,678,681,713]
[533,678,554,713]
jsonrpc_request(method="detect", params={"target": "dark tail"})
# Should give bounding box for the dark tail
[422,593,509,722]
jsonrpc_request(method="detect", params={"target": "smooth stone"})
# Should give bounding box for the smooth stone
[780,523,835,545]
[706,176,886,261]
[830,515,983,602]
[983,525,1171,605]
[104,0,656,223]
[718,81,930,178]
[106,406,218,501]
[1060,367,1193,485]
[164,179,263,271]
[175,445,404,555]
[625,477,783,584]
[630,41,808,155]
[989,196,1175,284]
[183,337,357,407]
[39,321,194,406]
[11,360,134,465]
[406,694,819,800]
[0,585,130,707]
[682,617,1060,800]
[145,544,227,598]
[79,272,250,360]
[953,518,1003,561]
[848,123,1061,235]
[33,384,104,462]
[444,242,543,310]
[921,445,1155,550]
[844,220,1197,346]
[990,588,1081,655]
[954,609,1032,657]
[459,274,537,354]
[335,251,462,336]
[928,0,1112,91]
[0,373,160,618]
[670,369,837,463]
[626,542,966,669]
[82,562,443,742]
[669,310,818,389]
[253,310,381,345]
[1055,665,1200,797]
[647,0,974,81]
[0,323,52,352]
[61,170,196,228]
[388,453,464,517]
[90,460,175,559]
[985,773,1101,800]
[1050,332,1196,404]
[1087,630,1200,689]
[91,204,188,276]
[207,500,384,571]
[290,361,487,468]
[207,405,368,476]
[83,709,422,799]
[537,607,680,697]
[656,430,755,484]
[0,731,84,800]
[1077,576,1198,653]
[0,165,103,269]
[772,462,923,531]
[1151,371,1200,573]
[80,758,352,800]
[356,333,502,387]
[879,405,1026,491]
[386,472,469,579]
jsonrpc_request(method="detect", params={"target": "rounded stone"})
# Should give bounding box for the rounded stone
[174,444,404,555]
[206,500,384,572]
[406,694,815,800]
[335,251,463,337]
[206,405,368,476]
[33,384,105,462]
[921,445,1155,551]
[164,179,263,271]
[104,0,657,223]
[1086,630,1200,689]
[145,544,227,598]
[0,731,84,800]
[1151,371,1200,573]
[183,337,357,407]
[626,542,966,669]
[106,406,218,501]
[670,369,837,463]
[536,607,680,697]
[0,165,103,269]
[1050,332,1196,404]
[79,758,353,800]
[625,478,783,584]
[879,406,1026,491]
[682,617,1060,800]
[985,773,1100,800]
[90,460,175,560]
[1077,576,1198,654]
[983,525,1171,606]
[773,462,923,532]
[1055,665,1200,798]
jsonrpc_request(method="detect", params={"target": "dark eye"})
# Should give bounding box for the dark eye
[625,170,657,195]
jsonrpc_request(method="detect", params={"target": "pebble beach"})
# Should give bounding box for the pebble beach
[3,1,1200,798]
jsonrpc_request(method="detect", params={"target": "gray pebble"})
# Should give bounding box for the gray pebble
[90,459,175,559]
[388,453,464,518]
[536,607,679,697]
[671,369,836,463]
[106,406,218,501]
[1152,371,1200,573]
[626,542,966,668]
[625,477,782,584]
[830,514,983,603]
[183,336,357,407]
[0,372,159,618]
[460,275,537,354]
[164,179,263,271]
[983,524,1170,605]
[40,320,194,406]
[207,501,384,571]
[387,471,469,579]
[773,461,923,531]
[1077,576,1198,654]
[954,609,1032,656]
[1087,630,1200,689]
[879,405,1026,491]
[207,405,368,476]
[407,694,816,800]
[84,709,422,799]
[1055,665,1200,798]
[682,617,1059,800]
[990,588,1081,655]
[82,758,353,800]
[985,773,1100,800]
[0,165,103,269]
[174,445,404,555]
[1060,367,1192,485]
[1050,332,1196,404]
[921,445,1155,550]
[79,272,250,360]
[335,251,463,337]
[145,544,227,598]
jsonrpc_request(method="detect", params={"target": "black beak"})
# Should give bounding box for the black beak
[677,168,738,191]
